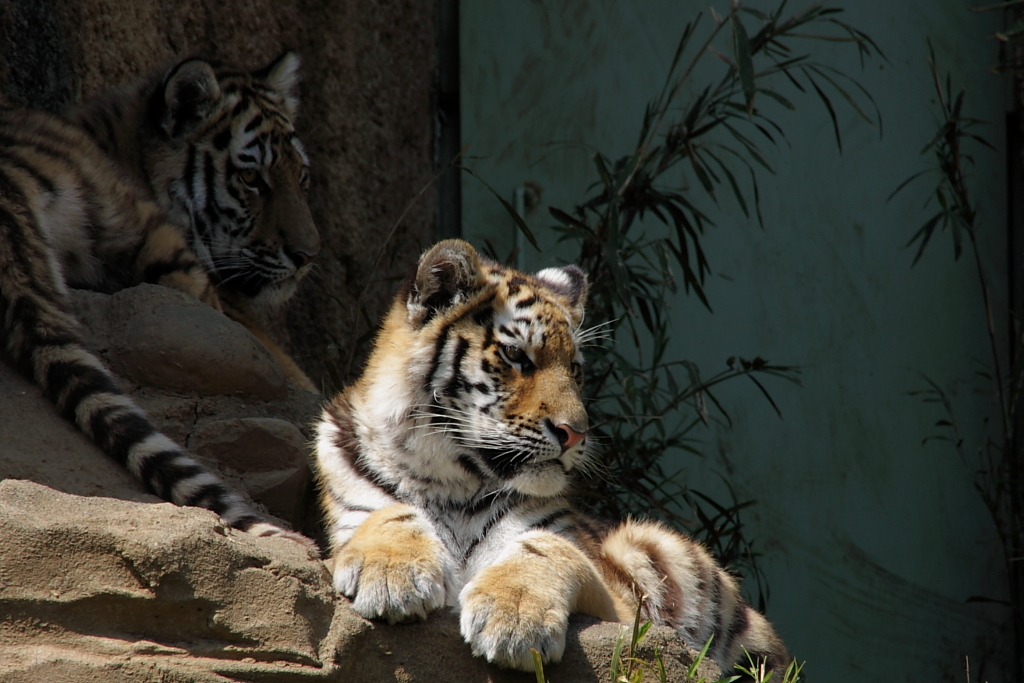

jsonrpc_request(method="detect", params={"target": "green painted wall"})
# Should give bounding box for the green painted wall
[460,1,1011,680]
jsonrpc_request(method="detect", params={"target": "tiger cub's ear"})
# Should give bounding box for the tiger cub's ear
[535,265,589,321]
[161,58,222,138]
[255,50,302,118]
[407,240,484,327]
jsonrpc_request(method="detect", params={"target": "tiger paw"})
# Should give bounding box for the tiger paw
[332,505,455,624]
[459,574,570,671]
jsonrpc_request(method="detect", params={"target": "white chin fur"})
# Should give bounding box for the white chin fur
[509,465,567,497]
[252,277,298,311]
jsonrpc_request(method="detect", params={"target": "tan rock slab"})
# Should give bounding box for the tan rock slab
[189,418,308,473]
[0,361,150,503]
[75,285,290,400]
[189,417,313,527]
[0,481,717,683]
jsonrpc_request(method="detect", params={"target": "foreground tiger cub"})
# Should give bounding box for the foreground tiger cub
[0,52,317,544]
[315,240,789,674]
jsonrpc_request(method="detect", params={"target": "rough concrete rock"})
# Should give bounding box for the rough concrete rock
[189,418,308,473]
[0,479,358,682]
[189,417,312,525]
[0,481,721,683]
[2,285,319,532]
[73,285,290,401]
[0,361,150,503]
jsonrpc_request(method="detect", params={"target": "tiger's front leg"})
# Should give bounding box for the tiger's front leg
[90,179,223,312]
[332,504,457,624]
[459,530,621,671]
[135,220,223,311]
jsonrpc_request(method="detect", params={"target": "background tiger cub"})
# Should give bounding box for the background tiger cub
[67,51,320,391]
[0,52,317,545]
[314,239,789,674]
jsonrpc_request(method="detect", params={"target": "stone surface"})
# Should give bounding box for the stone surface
[74,286,290,401]
[0,480,355,682]
[3,285,319,529]
[0,361,150,504]
[0,481,721,683]
[189,418,308,473]
[189,418,312,525]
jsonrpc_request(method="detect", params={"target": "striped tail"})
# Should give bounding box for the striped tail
[0,200,296,541]
[597,519,790,675]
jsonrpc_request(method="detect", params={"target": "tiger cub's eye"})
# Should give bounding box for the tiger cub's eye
[499,344,533,371]
[239,168,261,190]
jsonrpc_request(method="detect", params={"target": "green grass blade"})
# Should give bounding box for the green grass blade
[531,648,547,683]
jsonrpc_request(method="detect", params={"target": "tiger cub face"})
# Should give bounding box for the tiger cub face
[147,52,319,312]
[396,240,591,498]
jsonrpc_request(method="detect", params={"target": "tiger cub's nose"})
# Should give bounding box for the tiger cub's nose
[286,248,316,269]
[554,423,586,451]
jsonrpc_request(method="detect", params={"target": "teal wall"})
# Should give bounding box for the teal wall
[461,1,1011,681]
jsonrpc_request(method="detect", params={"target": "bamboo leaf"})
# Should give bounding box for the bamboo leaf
[756,87,796,110]
[722,122,775,173]
[636,296,656,334]
[747,374,784,419]
[461,166,540,250]
[732,14,757,113]
[950,211,964,261]
[749,163,764,227]
[805,70,842,152]
[705,149,749,217]
[804,64,877,128]
[690,154,717,198]
[826,18,889,65]
[593,152,615,191]
[683,85,713,134]
[919,122,950,155]
[967,133,996,151]
[905,211,944,266]
[996,18,1024,41]
[549,206,592,233]
[887,168,930,202]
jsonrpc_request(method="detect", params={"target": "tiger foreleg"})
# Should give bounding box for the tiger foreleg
[459,530,619,671]
[332,504,457,624]
[131,210,223,311]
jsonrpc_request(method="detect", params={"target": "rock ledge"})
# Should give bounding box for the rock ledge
[0,481,720,682]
